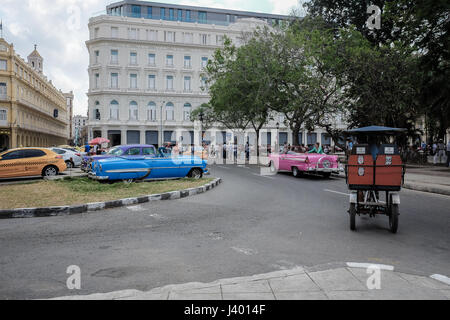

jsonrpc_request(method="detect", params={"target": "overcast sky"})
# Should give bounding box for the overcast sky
[0,0,302,116]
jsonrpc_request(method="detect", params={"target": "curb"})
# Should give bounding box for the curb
[0,178,222,219]
[403,183,450,196]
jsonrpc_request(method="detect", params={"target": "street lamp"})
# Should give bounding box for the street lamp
[199,111,204,147]
[276,122,280,153]
[160,101,165,148]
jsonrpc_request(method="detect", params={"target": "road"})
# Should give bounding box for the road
[0,165,448,299]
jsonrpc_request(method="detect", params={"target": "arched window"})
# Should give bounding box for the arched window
[183,103,191,121]
[166,102,174,121]
[129,101,138,120]
[147,102,156,121]
[110,100,119,120]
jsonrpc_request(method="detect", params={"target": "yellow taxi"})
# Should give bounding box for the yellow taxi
[0,148,67,179]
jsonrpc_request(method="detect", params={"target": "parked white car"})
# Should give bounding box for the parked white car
[50,148,82,168]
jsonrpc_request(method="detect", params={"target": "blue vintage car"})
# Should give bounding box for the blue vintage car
[88,152,209,182]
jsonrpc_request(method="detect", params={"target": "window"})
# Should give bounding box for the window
[52,148,66,155]
[177,9,182,21]
[186,10,191,21]
[160,8,165,19]
[110,100,119,119]
[184,76,191,91]
[0,60,6,71]
[166,54,174,66]
[147,7,153,19]
[95,108,101,120]
[23,149,46,158]
[198,11,207,24]
[216,35,224,45]
[0,109,7,122]
[131,5,141,18]
[169,8,174,20]
[148,30,157,41]
[0,82,6,96]
[143,147,156,155]
[201,76,208,90]
[148,53,156,65]
[129,28,138,40]
[2,150,24,160]
[111,27,118,38]
[94,50,99,64]
[148,75,156,89]
[166,75,174,90]
[166,102,174,121]
[201,57,208,68]
[183,103,192,121]
[130,52,137,65]
[129,101,138,120]
[200,34,208,45]
[108,147,123,156]
[111,73,119,88]
[184,56,191,68]
[94,73,100,88]
[147,102,156,121]
[165,31,174,42]
[125,147,140,155]
[129,74,137,89]
[111,50,118,64]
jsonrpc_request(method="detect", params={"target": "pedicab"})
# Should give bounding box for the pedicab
[344,126,406,233]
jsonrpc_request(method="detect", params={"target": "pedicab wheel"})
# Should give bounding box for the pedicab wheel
[349,203,356,231]
[292,166,300,177]
[389,204,399,234]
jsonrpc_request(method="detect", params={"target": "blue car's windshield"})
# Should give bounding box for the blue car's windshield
[108,147,124,156]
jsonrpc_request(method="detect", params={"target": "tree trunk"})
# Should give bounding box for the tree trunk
[292,126,301,146]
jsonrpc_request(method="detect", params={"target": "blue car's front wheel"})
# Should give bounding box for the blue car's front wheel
[188,168,203,179]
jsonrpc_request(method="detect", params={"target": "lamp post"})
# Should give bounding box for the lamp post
[199,111,204,147]
[276,122,280,153]
[160,101,165,148]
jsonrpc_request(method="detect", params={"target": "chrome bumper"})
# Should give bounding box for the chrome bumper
[88,173,109,181]
[308,167,342,173]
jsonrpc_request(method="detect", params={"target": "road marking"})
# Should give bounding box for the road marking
[324,189,350,196]
[217,166,230,169]
[346,262,395,271]
[252,173,275,179]
[231,247,258,256]
[149,214,167,220]
[430,274,450,286]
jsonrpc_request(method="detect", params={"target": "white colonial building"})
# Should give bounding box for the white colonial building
[86,0,344,150]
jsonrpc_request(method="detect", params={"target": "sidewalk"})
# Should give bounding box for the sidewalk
[334,165,450,196]
[50,264,449,300]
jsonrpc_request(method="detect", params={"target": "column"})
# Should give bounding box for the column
[121,128,127,145]
[140,128,146,145]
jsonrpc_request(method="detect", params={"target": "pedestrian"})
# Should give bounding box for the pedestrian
[84,143,91,154]
[447,140,450,167]
[308,142,325,154]
[434,140,445,164]
[432,142,437,155]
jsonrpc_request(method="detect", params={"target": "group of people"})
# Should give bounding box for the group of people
[84,143,104,156]
[282,142,331,154]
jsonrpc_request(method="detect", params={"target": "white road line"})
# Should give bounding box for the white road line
[217,166,230,169]
[252,173,275,179]
[430,274,450,286]
[127,205,145,212]
[346,262,395,271]
[324,189,350,196]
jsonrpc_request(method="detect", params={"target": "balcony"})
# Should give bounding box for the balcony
[0,94,10,102]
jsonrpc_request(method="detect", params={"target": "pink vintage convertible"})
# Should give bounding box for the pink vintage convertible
[268,151,341,178]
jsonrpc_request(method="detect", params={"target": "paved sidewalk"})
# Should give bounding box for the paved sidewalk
[50,265,449,300]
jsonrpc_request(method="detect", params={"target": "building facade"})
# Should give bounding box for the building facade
[73,114,88,145]
[86,0,343,149]
[0,38,70,150]
[64,91,74,143]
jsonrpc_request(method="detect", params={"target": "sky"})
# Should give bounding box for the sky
[0,0,303,116]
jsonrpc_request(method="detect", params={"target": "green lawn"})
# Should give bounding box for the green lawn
[0,177,213,209]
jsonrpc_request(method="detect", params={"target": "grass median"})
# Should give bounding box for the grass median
[0,177,213,210]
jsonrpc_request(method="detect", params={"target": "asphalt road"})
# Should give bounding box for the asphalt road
[0,165,449,299]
